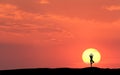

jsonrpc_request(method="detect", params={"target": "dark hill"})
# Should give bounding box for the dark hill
[0,67,120,75]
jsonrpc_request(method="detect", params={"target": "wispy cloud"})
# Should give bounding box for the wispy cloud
[105,5,120,11]
[0,3,120,41]
[0,4,63,33]
[39,0,49,4]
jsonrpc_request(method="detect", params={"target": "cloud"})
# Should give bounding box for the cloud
[105,5,120,11]
[0,0,120,22]
[0,3,74,46]
[39,0,49,4]
[0,0,49,13]
[0,4,63,33]
[0,1,120,53]
[47,0,120,22]
[0,3,120,42]
[0,3,120,41]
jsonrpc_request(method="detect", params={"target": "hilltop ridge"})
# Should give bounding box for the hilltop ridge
[0,67,120,75]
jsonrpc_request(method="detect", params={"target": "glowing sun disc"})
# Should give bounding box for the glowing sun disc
[82,48,101,64]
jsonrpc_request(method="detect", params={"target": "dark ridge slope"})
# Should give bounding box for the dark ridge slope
[0,67,120,75]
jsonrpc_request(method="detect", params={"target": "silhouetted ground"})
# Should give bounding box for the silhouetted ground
[0,67,120,75]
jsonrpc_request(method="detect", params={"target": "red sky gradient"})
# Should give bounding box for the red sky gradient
[0,0,120,70]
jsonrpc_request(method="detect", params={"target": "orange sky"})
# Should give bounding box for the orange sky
[0,0,120,70]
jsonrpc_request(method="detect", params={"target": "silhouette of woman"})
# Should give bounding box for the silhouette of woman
[89,53,94,67]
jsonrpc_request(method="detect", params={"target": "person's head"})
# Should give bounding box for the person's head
[90,53,93,56]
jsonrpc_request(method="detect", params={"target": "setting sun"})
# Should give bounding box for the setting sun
[82,48,101,64]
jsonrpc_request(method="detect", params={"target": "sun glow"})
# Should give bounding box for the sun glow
[82,48,101,64]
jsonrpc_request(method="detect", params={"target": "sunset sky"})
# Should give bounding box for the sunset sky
[0,0,120,70]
